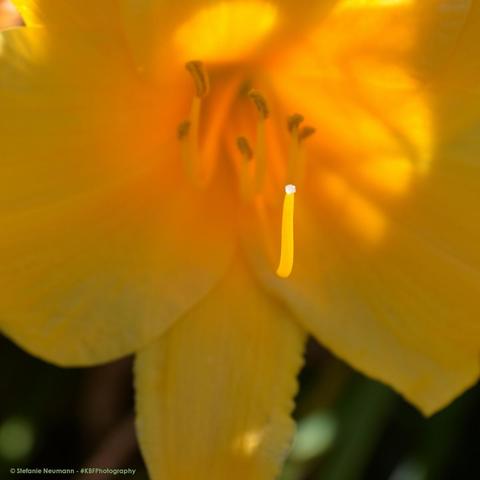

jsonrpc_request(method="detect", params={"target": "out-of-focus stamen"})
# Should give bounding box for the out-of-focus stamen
[287,114,315,183]
[178,120,194,178]
[237,136,254,200]
[286,114,303,182]
[287,114,304,133]
[177,121,191,140]
[186,60,210,98]
[237,136,253,160]
[299,126,316,142]
[248,89,269,192]
[248,89,269,119]
[178,61,210,186]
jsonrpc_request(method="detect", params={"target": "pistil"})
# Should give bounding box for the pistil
[276,184,296,278]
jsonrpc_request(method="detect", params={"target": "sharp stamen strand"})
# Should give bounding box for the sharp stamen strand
[276,184,296,278]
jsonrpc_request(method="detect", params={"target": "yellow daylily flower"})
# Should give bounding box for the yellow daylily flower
[1,0,480,478]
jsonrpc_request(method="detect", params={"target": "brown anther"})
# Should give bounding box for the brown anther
[185,60,210,98]
[177,120,191,140]
[248,89,269,119]
[236,136,254,161]
[238,79,253,96]
[299,126,316,142]
[287,114,304,133]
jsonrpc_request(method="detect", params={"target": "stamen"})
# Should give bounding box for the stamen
[237,136,254,200]
[177,119,194,180]
[177,121,191,140]
[287,114,303,182]
[178,61,210,186]
[237,136,253,160]
[299,126,316,142]
[286,114,315,183]
[178,99,201,182]
[185,60,210,98]
[248,89,269,119]
[287,114,304,133]
[248,89,269,192]
[276,184,296,278]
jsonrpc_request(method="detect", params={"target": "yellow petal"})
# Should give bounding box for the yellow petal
[0,27,235,366]
[412,0,472,79]
[412,2,480,275]
[269,2,435,188]
[247,187,480,416]
[135,259,306,480]
[427,2,480,142]
[119,0,336,75]
[12,0,121,30]
[240,1,479,415]
[120,0,279,74]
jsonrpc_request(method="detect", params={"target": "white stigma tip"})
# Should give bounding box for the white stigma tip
[285,184,296,195]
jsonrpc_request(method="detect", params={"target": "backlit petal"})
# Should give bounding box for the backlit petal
[247,193,480,416]
[269,0,436,190]
[135,259,306,479]
[120,0,336,75]
[0,27,235,366]
[412,0,472,78]
[12,0,121,30]
[249,1,480,415]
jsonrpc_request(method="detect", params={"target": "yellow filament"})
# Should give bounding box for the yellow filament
[276,185,296,278]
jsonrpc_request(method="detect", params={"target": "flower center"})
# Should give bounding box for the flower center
[177,61,315,278]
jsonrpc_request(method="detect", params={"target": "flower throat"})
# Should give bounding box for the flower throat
[177,61,315,278]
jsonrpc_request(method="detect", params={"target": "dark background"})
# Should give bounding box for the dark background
[1,335,479,480]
